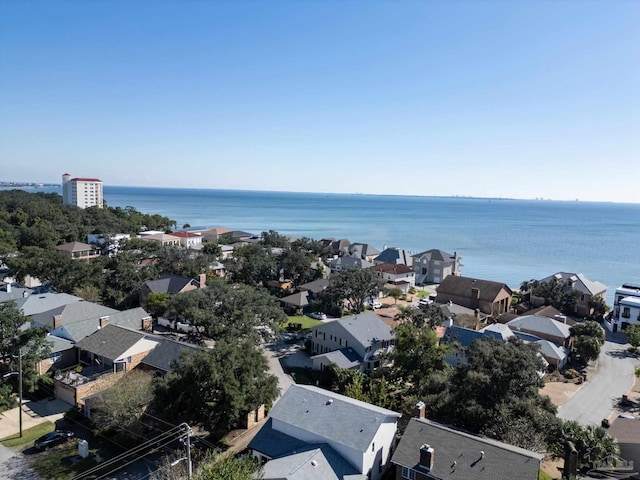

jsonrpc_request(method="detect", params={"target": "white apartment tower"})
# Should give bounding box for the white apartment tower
[62,173,104,209]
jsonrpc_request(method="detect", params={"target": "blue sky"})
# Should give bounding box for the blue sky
[2,0,639,202]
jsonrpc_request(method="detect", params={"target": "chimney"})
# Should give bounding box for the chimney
[23,290,29,298]
[414,401,426,419]
[53,315,62,329]
[563,442,578,480]
[471,287,480,309]
[419,444,434,471]
[453,251,460,275]
[5,283,11,293]
[199,273,207,288]
[474,308,481,330]
[99,316,110,328]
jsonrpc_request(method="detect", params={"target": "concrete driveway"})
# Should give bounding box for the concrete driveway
[557,331,639,426]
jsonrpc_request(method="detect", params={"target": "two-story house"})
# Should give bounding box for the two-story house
[170,231,203,249]
[55,241,101,261]
[249,384,401,480]
[374,247,413,266]
[534,272,607,317]
[436,276,512,318]
[608,283,640,332]
[369,263,416,293]
[411,249,461,285]
[310,312,394,372]
[391,403,542,480]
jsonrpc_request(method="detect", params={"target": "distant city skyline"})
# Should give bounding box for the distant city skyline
[2,1,639,203]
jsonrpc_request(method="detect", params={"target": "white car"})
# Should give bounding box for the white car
[418,298,432,306]
[309,312,327,320]
[370,301,382,309]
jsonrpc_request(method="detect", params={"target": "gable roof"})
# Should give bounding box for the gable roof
[140,337,201,372]
[55,241,97,253]
[60,307,152,342]
[370,263,415,275]
[328,256,373,270]
[507,315,572,339]
[262,443,365,480]
[311,347,362,369]
[75,324,155,360]
[314,313,394,350]
[374,247,413,265]
[443,325,507,348]
[143,275,196,294]
[30,301,117,329]
[269,385,400,452]
[13,292,83,317]
[348,243,380,259]
[479,323,515,340]
[437,276,512,302]
[280,291,310,308]
[392,417,542,480]
[534,339,570,361]
[539,272,607,296]
[413,249,455,262]
[298,278,330,294]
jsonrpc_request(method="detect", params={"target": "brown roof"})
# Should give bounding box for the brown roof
[608,417,640,444]
[55,241,96,253]
[370,263,415,275]
[437,275,512,302]
[171,231,201,238]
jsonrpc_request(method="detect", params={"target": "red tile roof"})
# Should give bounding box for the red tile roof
[71,177,103,182]
[171,231,201,238]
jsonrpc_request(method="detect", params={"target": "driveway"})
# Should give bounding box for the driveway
[557,331,639,426]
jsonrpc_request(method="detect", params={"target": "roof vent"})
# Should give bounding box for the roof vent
[327,399,334,405]
[311,460,318,467]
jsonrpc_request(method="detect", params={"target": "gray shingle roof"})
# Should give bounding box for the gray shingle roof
[391,418,542,480]
[329,257,373,270]
[46,334,75,354]
[261,443,365,480]
[314,313,395,351]
[413,249,454,262]
[140,337,200,373]
[144,275,195,295]
[298,279,330,294]
[30,301,117,329]
[311,347,362,369]
[269,385,400,452]
[280,291,310,308]
[60,307,151,342]
[249,418,309,458]
[75,324,154,360]
[507,315,571,339]
[15,293,83,317]
[374,248,413,265]
[539,272,607,296]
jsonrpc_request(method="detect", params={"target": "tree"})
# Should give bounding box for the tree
[202,242,222,258]
[73,285,103,304]
[278,249,315,287]
[574,335,601,363]
[224,244,277,286]
[570,321,605,345]
[145,292,171,317]
[154,340,279,439]
[260,230,289,248]
[528,278,580,316]
[197,455,261,480]
[164,281,285,343]
[388,323,449,392]
[324,268,384,314]
[550,420,619,470]
[625,324,640,352]
[387,287,403,305]
[91,370,154,437]
[588,296,609,321]
[397,304,447,329]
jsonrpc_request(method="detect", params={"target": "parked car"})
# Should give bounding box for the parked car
[418,298,432,306]
[34,430,74,450]
[370,301,382,309]
[309,312,327,320]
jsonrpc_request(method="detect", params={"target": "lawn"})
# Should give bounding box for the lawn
[281,315,322,331]
[1,420,55,448]
[29,441,99,480]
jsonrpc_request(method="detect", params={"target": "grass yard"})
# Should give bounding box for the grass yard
[30,441,99,480]
[281,315,322,331]
[539,469,554,480]
[1,420,55,448]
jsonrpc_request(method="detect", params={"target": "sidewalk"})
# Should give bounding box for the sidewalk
[0,398,69,440]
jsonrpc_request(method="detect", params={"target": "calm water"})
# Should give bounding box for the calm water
[15,185,640,304]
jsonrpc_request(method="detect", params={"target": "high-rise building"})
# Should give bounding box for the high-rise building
[62,173,104,209]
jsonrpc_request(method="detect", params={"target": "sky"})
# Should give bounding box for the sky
[1,1,639,202]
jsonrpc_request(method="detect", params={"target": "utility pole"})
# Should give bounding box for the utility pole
[18,347,22,438]
[185,424,193,480]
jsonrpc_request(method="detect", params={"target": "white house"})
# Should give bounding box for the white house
[607,283,640,332]
[170,231,203,249]
[249,384,401,480]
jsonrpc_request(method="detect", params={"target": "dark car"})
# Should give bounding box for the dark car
[34,430,74,450]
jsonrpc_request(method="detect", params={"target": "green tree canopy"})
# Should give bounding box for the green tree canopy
[625,324,640,351]
[323,268,384,314]
[154,340,279,439]
[224,244,277,286]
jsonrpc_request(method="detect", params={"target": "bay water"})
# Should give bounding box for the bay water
[99,186,640,305]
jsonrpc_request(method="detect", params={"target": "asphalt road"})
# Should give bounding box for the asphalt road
[558,331,639,426]
[0,444,43,480]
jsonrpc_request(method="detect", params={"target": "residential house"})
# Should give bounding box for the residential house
[533,272,607,317]
[170,231,203,249]
[411,249,461,285]
[374,247,413,266]
[55,241,101,260]
[327,238,351,256]
[391,404,543,480]
[139,337,201,376]
[347,243,381,263]
[436,276,513,318]
[139,273,206,307]
[298,279,330,299]
[609,284,640,332]
[30,302,152,343]
[87,233,131,256]
[506,315,573,348]
[12,292,82,317]
[279,291,310,315]
[441,323,512,367]
[198,227,231,242]
[310,312,394,372]
[249,384,401,480]
[55,324,160,408]
[370,263,415,293]
[138,233,181,247]
[37,334,76,375]
[607,418,640,480]
[0,282,33,305]
[328,256,373,274]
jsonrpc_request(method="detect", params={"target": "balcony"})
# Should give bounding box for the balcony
[54,364,112,387]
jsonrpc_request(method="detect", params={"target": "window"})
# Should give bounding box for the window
[623,307,631,318]
[49,352,62,363]
[401,467,416,480]
[421,267,427,275]
[371,442,375,452]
